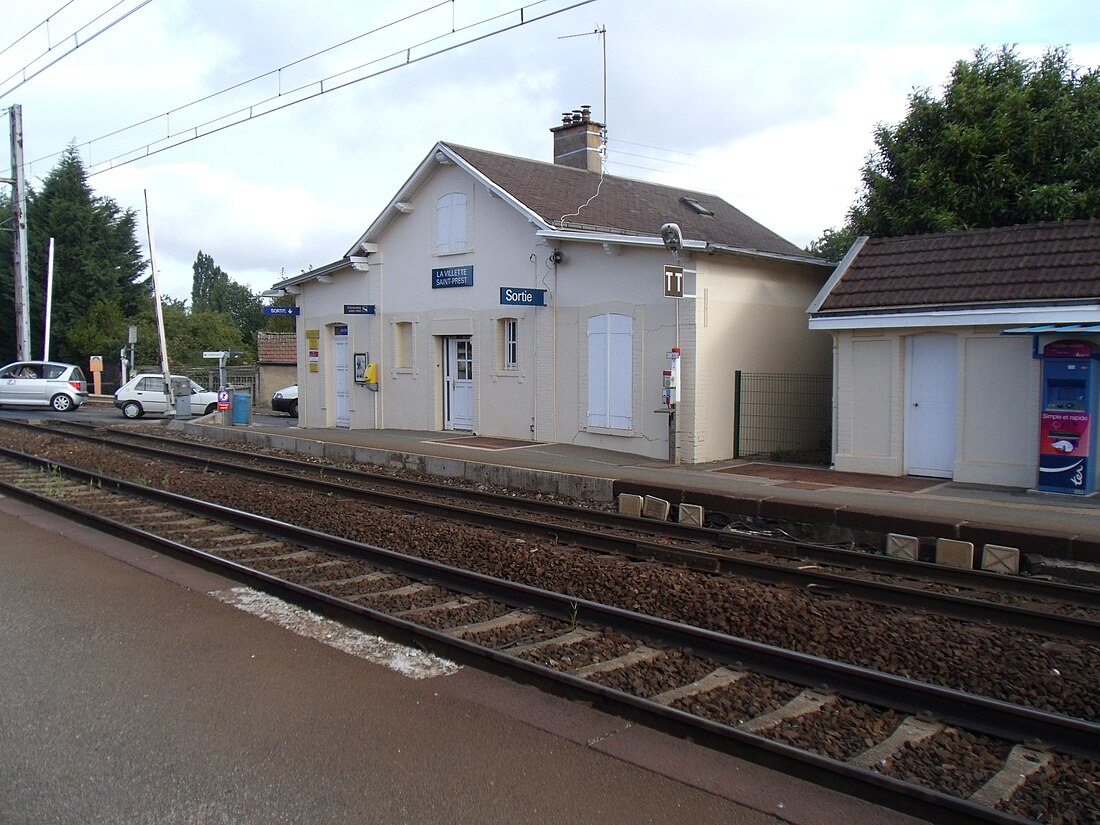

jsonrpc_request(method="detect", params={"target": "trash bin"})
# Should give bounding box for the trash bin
[231,392,252,425]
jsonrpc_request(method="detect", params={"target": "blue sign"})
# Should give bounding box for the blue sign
[343,304,376,315]
[263,306,300,315]
[500,287,546,306]
[432,266,474,289]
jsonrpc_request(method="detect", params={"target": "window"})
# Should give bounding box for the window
[499,317,519,371]
[587,313,632,430]
[436,192,468,253]
[394,321,413,369]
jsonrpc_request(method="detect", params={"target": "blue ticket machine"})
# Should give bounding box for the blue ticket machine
[1038,339,1100,494]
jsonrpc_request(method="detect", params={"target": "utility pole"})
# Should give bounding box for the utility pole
[5,105,31,359]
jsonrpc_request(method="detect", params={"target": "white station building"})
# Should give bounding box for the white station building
[270,109,833,464]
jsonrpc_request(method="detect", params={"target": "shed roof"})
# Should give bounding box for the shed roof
[813,219,1100,315]
[257,331,297,365]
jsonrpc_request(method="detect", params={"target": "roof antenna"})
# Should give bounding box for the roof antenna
[558,25,608,170]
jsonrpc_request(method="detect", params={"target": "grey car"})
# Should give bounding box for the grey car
[0,360,89,412]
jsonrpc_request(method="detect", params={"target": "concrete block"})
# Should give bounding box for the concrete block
[981,544,1020,575]
[642,495,671,521]
[886,533,920,561]
[618,494,644,517]
[678,503,704,527]
[936,537,975,569]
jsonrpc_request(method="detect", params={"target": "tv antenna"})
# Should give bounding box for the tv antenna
[559,26,607,135]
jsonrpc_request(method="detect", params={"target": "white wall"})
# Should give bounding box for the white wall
[832,326,1048,487]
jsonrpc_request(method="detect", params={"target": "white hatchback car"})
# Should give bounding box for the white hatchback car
[114,374,220,418]
[0,360,88,412]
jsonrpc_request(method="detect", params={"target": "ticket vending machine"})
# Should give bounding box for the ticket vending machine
[1038,339,1100,494]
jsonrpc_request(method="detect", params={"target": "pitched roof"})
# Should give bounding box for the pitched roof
[814,219,1100,315]
[257,331,297,364]
[443,143,811,259]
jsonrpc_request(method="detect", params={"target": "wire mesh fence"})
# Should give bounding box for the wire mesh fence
[734,371,832,463]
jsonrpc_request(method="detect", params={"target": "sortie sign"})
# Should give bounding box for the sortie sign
[499,287,546,306]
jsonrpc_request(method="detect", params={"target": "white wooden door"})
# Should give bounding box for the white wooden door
[444,337,474,431]
[904,333,956,478]
[334,329,350,428]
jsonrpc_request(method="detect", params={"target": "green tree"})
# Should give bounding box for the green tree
[190,250,264,354]
[808,46,1100,259]
[0,146,147,363]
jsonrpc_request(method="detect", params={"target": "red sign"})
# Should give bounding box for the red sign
[1040,411,1090,456]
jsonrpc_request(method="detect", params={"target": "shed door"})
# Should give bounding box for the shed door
[904,333,956,478]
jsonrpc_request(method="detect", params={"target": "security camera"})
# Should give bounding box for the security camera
[660,222,683,254]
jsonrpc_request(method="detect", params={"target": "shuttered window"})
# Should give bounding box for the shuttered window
[587,313,632,429]
[436,192,468,253]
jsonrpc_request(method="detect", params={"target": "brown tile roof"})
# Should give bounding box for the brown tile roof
[815,220,1100,314]
[444,143,813,260]
[257,331,297,364]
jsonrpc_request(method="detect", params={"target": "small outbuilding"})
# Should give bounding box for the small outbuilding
[808,219,1100,489]
[271,109,833,463]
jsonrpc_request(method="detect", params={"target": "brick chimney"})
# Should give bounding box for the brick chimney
[550,105,604,172]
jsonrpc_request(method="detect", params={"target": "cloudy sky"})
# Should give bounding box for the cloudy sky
[3,0,1099,301]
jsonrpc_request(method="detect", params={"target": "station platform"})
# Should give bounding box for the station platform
[180,418,1100,575]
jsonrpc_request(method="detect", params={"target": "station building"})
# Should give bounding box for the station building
[808,219,1100,490]
[270,110,832,464]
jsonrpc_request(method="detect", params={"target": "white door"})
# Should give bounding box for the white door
[444,337,474,431]
[334,328,350,428]
[904,333,957,478]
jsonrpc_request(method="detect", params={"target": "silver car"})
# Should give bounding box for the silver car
[0,360,89,412]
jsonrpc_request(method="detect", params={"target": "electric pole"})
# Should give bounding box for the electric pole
[5,105,32,360]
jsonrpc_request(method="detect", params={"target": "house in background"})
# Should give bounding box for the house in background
[256,331,297,404]
[808,219,1100,490]
[269,109,833,464]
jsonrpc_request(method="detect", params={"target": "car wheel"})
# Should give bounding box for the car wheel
[204,403,217,415]
[122,400,144,419]
[50,394,74,412]
[289,400,298,418]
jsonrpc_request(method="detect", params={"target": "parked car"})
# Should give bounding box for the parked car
[271,384,298,417]
[114,373,219,418]
[0,360,88,412]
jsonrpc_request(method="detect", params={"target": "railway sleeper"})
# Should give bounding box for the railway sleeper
[968,745,1052,807]
[444,609,538,638]
[570,645,665,678]
[740,689,836,733]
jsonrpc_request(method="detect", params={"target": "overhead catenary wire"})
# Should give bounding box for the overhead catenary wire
[0,0,155,101]
[0,0,79,61]
[9,0,599,180]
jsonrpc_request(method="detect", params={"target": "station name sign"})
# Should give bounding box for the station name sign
[432,265,473,289]
[263,306,300,315]
[499,287,546,306]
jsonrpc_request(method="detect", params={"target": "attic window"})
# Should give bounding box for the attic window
[680,196,714,217]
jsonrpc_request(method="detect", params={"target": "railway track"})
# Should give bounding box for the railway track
[8,419,1100,641]
[0,433,1098,824]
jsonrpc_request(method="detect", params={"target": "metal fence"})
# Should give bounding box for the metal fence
[733,371,832,463]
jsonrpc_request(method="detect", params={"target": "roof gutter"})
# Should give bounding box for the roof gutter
[808,303,1100,331]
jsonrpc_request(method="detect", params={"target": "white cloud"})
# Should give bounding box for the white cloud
[3,0,1099,299]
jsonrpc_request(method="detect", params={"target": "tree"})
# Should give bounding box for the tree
[190,250,264,355]
[0,146,147,363]
[808,46,1100,258]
